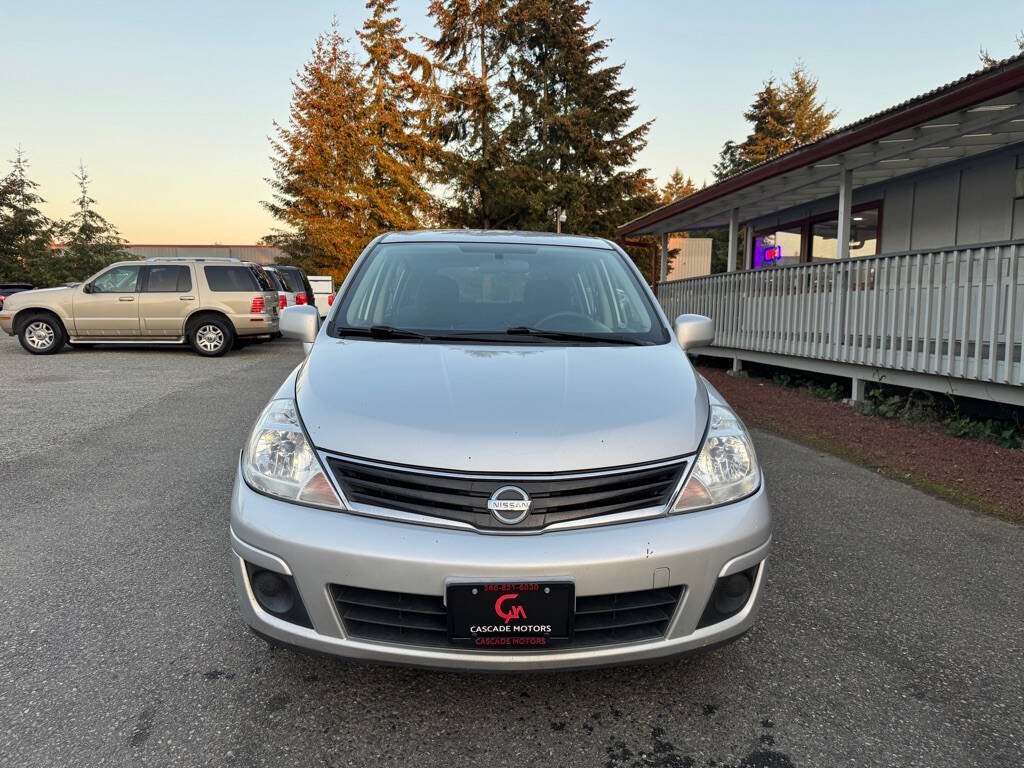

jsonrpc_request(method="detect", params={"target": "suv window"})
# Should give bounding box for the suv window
[249,265,273,291]
[273,266,302,293]
[204,265,258,292]
[264,269,285,292]
[144,265,192,293]
[93,265,141,293]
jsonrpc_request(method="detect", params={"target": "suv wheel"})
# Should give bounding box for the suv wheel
[189,317,234,357]
[18,313,66,355]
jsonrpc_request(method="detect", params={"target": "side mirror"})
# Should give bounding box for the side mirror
[82,282,93,294]
[674,314,714,351]
[280,304,320,354]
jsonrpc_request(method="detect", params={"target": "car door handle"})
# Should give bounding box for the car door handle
[119,296,135,302]
[179,296,195,301]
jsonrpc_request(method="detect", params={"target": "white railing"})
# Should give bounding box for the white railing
[657,241,1024,387]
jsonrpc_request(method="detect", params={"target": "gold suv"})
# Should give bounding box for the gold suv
[0,258,279,356]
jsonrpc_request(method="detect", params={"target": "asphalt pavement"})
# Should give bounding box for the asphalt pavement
[0,339,1021,767]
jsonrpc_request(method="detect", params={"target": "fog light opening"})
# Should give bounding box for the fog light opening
[697,563,761,629]
[713,573,752,616]
[252,569,295,615]
[244,562,314,629]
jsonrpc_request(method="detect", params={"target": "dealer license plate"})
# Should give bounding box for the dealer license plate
[446,581,574,649]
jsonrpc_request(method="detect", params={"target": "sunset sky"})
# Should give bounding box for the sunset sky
[3,0,1022,244]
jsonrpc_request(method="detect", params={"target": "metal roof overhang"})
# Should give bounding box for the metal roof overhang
[618,58,1024,236]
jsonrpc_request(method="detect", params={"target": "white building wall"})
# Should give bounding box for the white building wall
[665,237,712,280]
[749,145,1024,256]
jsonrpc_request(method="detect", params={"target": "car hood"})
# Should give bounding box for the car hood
[296,338,709,473]
[1,285,71,309]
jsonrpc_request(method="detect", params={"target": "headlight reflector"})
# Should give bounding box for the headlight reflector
[673,404,759,513]
[242,398,343,509]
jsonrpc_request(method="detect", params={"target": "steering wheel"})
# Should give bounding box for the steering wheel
[533,312,611,333]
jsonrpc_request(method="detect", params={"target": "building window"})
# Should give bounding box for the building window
[751,201,882,269]
[752,224,803,269]
[810,204,881,261]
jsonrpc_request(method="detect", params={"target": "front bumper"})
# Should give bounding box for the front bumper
[0,311,14,335]
[229,464,772,671]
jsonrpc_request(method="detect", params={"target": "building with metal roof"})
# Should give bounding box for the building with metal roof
[621,55,1024,406]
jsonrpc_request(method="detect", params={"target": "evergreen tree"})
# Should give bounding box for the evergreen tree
[499,0,655,239]
[49,164,130,284]
[783,62,837,146]
[980,32,1024,67]
[711,63,835,183]
[0,148,54,282]
[426,0,513,228]
[739,77,791,167]
[263,23,374,283]
[660,168,697,204]
[358,0,439,230]
[712,140,745,181]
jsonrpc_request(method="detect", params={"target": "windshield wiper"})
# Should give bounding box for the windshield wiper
[336,325,431,341]
[504,326,647,345]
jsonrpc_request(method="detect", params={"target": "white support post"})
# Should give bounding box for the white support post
[850,375,866,402]
[660,231,669,282]
[837,167,853,260]
[727,208,739,272]
[744,223,754,271]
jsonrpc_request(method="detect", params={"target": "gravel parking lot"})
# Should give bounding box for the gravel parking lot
[0,339,1021,767]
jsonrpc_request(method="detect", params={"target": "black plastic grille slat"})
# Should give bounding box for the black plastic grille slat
[573,605,674,632]
[327,458,687,531]
[334,585,446,616]
[340,604,448,632]
[331,585,684,650]
[575,587,681,615]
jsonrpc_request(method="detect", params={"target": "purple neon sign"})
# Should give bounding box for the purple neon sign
[753,238,783,269]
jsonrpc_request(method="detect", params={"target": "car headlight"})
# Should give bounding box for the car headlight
[672,404,760,513]
[242,398,344,509]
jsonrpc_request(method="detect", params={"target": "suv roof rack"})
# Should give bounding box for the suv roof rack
[143,256,243,263]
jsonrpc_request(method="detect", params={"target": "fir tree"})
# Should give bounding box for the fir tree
[660,168,697,204]
[712,140,745,181]
[263,22,374,283]
[980,32,1024,67]
[499,0,655,238]
[783,62,837,146]
[739,77,791,167]
[0,148,54,282]
[50,163,130,284]
[426,0,512,228]
[711,63,835,182]
[358,0,438,230]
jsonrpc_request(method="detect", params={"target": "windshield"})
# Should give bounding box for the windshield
[331,241,667,345]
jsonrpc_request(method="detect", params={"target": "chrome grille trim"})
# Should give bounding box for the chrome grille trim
[318,451,692,534]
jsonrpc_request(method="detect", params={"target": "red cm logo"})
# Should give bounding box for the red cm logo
[494,593,527,624]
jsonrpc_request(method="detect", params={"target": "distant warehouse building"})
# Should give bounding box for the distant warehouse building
[125,244,284,266]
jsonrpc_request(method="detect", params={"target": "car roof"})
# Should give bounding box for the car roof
[378,229,614,250]
[127,258,262,267]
